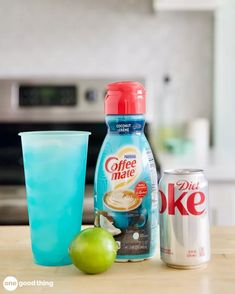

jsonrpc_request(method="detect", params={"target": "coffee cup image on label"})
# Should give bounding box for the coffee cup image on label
[103,190,148,230]
[103,190,142,211]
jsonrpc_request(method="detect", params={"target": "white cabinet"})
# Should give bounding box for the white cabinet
[214,1,235,153]
[209,181,235,225]
[153,0,226,11]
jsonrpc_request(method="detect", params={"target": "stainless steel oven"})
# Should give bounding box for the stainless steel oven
[0,77,160,224]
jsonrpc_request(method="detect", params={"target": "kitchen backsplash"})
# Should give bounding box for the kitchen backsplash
[0,0,213,126]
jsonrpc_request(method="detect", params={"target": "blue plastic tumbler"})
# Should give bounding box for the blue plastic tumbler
[19,131,90,266]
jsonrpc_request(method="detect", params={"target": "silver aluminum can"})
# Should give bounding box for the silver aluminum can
[159,169,210,269]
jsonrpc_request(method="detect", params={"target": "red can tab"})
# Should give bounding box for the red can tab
[135,181,148,198]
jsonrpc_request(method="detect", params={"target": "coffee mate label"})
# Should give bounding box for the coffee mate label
[94,141,158,260]
[104,146,142,190]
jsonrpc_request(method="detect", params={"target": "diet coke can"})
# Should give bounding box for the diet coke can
[159,169,210,269]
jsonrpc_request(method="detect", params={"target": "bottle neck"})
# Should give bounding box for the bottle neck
[106,115,145,135]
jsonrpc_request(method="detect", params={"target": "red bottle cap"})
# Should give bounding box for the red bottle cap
[105,81,146,115]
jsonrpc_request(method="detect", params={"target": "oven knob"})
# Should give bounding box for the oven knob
[85,89,97,103]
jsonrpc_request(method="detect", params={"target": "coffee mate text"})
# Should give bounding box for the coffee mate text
[159,182,206,216]
[105,156,136,180]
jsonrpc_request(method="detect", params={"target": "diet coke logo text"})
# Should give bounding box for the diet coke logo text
[159,180,206,216]
[105,157,136,181]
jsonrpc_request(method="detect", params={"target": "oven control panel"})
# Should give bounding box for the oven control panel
[19,85,77,106]
[0,78,152,122]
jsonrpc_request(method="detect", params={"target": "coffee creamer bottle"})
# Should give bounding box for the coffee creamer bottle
[94,81,158,261]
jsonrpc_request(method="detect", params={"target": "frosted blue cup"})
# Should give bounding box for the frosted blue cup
[19,131,90,266]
